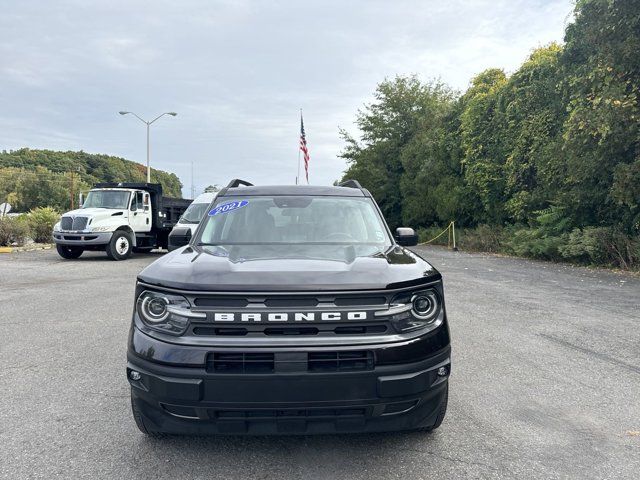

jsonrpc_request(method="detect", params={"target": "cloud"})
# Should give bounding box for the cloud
[0,0,573,194]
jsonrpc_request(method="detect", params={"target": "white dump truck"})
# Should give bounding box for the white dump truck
[52,182,191,260]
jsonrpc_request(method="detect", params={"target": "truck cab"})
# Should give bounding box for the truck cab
[53,183,191,260]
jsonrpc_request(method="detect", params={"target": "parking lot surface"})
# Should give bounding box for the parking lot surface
[1,247,639,479]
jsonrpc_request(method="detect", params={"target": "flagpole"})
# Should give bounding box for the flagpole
[296,108,302,185]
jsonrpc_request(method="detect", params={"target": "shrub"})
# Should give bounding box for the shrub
[502,227,565,260]
[0,216,30,246]
[459,224,505,253]
[560,227,640,269]
[27,207,60,243]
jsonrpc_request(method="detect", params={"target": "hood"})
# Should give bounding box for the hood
[62,208,127,223]
[138,245,440,292]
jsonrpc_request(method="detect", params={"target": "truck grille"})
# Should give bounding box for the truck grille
[72,216,88,230]
[60,216,88,231]
[60,216,73,230]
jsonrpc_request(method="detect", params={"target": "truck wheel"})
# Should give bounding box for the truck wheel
[106,231,133,260]
[131,390,165,438]
[56,244,83,259]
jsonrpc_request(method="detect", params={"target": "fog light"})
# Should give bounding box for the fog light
[437,366,449,377]
[129,370,141,381]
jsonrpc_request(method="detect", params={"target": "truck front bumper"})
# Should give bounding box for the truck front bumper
[127,327,451,435]
[52,231,113,246]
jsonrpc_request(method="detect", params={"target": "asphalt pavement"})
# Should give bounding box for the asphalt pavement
[0,246,638,479]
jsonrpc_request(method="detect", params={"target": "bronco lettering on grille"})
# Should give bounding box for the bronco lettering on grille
[211,312,368,322]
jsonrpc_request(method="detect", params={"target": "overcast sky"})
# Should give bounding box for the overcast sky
[0,0,574,196]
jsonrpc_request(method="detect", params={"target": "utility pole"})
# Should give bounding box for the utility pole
[69,171,75,210]
[119,111,178,183]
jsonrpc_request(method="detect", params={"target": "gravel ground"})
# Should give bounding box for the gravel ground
[0,247,638,479]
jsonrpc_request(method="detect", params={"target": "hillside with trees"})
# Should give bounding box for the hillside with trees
[341,0,639,269]
[0,148,183,212]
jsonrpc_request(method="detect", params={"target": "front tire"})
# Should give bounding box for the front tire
[106,231,133,260]
[56,244,83,259]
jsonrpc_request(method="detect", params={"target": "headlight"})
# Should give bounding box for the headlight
[411,291,439,320]
[53,222,61,232]
[136,290,205,335]
[375,288,442,333]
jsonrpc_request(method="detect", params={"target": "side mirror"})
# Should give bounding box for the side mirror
[168,227,192,251]
[394,227,418,247]
[78,193,84,207]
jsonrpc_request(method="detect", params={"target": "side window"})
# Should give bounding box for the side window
[131,191,144,211]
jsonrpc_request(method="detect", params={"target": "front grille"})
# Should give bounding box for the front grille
[264,327,319,336]
[72,216,88,230]
[187,292,392,339]
[191,324,388,337]
[191,294,388,310]
[308,351,374,372]
[60,217,72,230]
[60,216,88,231]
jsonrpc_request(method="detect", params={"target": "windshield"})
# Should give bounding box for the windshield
[197,196,391,260]
[82,190,130,209]
[179,203,211,224]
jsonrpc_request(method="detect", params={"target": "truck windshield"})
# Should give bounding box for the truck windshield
[83,190,130,209]
[198,196,391,251]
[179,203,210,224]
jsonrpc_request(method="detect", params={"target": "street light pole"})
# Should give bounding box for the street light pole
[146,122,150,183]
[119,111,177,183]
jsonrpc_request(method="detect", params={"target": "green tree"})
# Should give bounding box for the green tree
[560,0,640,231]
[341,76,456,228]
[500,44,567,222]
[459,69,509,224]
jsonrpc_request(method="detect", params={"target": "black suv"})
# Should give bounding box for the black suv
[127,179,451,435]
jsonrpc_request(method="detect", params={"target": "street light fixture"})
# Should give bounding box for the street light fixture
[119,111,178,183]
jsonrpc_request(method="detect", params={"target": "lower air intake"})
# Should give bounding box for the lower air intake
[207,352,275,374]
[307,350,374,372]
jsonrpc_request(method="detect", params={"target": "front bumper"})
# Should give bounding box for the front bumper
[52,231,113,246]
[127,327,451,435]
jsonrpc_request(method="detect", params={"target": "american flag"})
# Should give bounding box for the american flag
[300,113,310,183]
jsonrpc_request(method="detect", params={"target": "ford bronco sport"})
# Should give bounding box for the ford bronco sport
[127,179,451,435]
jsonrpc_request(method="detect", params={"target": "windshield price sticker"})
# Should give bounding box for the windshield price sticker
[209,200,248,216]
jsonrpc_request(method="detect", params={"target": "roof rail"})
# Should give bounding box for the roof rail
[338,179,363,189]
[226,179,254,188]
